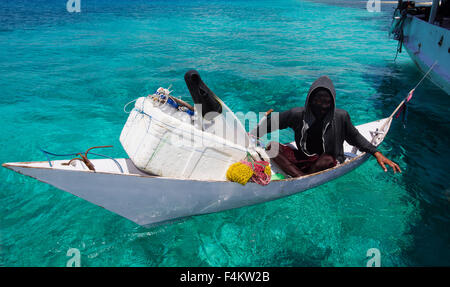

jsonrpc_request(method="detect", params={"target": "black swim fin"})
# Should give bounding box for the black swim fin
[184,70,222,120]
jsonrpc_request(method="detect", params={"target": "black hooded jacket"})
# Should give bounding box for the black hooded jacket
[251,76,378,163]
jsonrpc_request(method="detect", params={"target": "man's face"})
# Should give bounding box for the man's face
[310,89,332,119]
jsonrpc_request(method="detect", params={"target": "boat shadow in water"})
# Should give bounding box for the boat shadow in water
[362,61,450,266]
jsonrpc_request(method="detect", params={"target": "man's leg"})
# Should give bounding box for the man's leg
[266,142,305,177]
[307,154,336,174]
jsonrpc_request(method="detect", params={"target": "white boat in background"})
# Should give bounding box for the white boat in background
[3,117,392,228]
[390,0,450,94]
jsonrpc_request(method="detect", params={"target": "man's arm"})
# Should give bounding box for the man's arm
[250,108,298,138]
[344,111,401,173]
[343,111,378,155]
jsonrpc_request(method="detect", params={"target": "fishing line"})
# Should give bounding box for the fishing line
[411,61,438,92]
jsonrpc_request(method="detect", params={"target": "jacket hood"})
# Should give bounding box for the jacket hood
[299,76,337,156]
[304,75,336,124]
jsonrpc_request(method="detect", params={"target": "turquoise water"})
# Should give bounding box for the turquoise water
[1,0,449,266]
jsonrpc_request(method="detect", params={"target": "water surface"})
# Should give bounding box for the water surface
[1,0,449,266]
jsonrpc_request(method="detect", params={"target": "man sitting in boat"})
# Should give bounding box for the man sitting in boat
[250,76,401,177]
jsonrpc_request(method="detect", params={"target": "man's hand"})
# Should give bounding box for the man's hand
[374,152,401,173]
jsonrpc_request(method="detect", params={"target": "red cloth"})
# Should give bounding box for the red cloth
[278,144,321,173]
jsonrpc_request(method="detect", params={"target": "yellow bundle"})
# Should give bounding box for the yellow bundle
[226,162,254,185]
[264,165,271,177]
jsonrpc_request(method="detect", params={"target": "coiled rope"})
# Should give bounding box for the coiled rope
[40,146,123,173]
[226,152,271,185]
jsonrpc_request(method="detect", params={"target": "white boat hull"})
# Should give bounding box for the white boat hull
[402,15,450,94]
[3,118,391,227]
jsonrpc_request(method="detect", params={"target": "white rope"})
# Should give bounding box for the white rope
[389,60,438,119]
[123,99,137,114]
[412,60,438,91]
